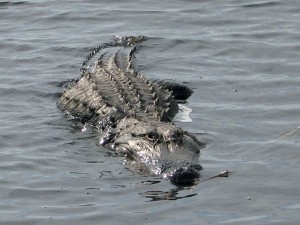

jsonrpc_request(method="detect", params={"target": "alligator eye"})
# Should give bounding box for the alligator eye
[171,130,183,141]
[146,131,159,141]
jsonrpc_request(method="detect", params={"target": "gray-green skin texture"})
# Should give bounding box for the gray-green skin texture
[58,36,205,186]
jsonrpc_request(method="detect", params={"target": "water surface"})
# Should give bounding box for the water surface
[1,0,300,224]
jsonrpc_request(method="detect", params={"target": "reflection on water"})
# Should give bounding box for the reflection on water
[140,188,197,201]
[139,171,234,201]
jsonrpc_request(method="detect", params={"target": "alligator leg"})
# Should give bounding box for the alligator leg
[150,79,193,101]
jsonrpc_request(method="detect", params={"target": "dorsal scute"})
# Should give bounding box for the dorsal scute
[58,36,179,124]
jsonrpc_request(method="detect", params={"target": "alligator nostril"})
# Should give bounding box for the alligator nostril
[191,164,203,171]
[170,167,200,186]
[176,167,184,173]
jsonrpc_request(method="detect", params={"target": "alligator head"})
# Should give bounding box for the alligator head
[111,118,205,186]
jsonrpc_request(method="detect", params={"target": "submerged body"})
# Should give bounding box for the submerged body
[58,36,204,186]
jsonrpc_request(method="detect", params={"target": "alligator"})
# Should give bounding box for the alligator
[58,36,205,186]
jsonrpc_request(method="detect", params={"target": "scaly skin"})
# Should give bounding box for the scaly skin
[58,36,204,186]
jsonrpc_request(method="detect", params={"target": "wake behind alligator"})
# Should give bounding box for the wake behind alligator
[58,36,205,186]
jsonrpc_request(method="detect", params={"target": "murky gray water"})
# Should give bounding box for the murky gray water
[1,0,300,224]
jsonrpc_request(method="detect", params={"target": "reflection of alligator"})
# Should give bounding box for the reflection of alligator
[58,36,205,186]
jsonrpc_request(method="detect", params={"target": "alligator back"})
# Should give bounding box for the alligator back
[58,36,178,124]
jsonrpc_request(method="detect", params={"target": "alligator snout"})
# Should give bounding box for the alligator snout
[170,164,202,186]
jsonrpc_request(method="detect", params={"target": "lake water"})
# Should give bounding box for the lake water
[1,0,300,224]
